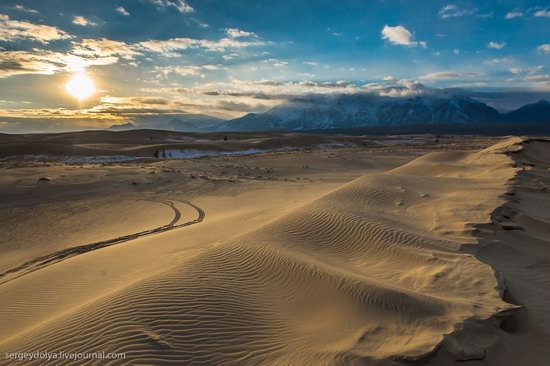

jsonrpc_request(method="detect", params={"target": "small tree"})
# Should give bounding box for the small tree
[154,150,159,158]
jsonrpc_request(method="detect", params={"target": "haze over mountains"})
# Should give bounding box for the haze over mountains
[109,114,225,132]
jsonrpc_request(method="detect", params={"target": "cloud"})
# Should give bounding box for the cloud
[137,36,265,56]
[509,68,522,75]
[1,80,430,129]
[478,12,494,18]
[0,37,143,78]
[137,38,196,56]
[373,81,429,97]
[527,65,544,75]
[81,91,277,119]
[419,71,481,81]
[505,10,523,19]
[78,91,275,119]
[0,113,128,133]
[538,44,550,54]
[115,6,130,16]
[263,58,288,67]
[14,4,39,14]
[438,4,476,19]
[202,64,221,70]
[453,49,460,55]
[223,53,239,60]
[0,14,71,43]
[155,64,222,77]
[156,65,202,76]
[534,9,550,17]
[484,57,514,65]
[522,70,550,91]
[225,28,255,38]
[488,41,506,49]
[421,72,461,80]
[72,38,139,59]
[214,100,270,112]
[198,38,267,52]
[89,97,188,115]
[524,74,550,82]
[0,50,66,77]
[193,19,209,28]
[70,38,140,67]
[72,16,96,26]
[149,0,194,14]
[182,79,362,101]
[381,25,425,47]
[101,96,171,105]
[303,61,317,66]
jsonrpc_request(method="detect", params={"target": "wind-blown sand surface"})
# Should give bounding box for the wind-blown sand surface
[0,133,548,365]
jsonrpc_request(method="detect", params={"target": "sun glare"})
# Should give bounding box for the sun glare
[65,72,95,100]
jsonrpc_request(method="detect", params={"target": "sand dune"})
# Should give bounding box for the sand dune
[0,198,202,273]
[424,138,550,365]
[2,137,544,365]
[0,199,204,285]
[0,130,364,160]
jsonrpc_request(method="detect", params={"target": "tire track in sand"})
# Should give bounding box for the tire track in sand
[0,199,205,286]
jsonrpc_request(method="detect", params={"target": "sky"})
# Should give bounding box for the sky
[0,0,549,132]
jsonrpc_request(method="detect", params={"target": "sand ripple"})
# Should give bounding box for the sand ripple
[1,139,527,365]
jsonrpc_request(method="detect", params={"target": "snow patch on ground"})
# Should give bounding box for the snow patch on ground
[0,154,51,161]
[315,142,354,149]
[1,155,141,163]
[163,148,267,159]
[64,155,139,163]
[1,142,353,163]
[371,139,429,145]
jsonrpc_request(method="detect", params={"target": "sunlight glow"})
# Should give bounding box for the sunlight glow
[64,55,87,73]
[65,72,95,100]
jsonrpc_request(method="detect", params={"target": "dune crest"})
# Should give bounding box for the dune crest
[0,138,530,365]
[427,138,550,365]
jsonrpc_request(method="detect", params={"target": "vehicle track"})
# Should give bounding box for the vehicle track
[0,199,205,286]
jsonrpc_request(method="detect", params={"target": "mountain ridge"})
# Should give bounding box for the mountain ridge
[222,93,549,131]
[106,95,550,133]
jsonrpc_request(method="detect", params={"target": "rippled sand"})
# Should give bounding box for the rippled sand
[0,134,548,365]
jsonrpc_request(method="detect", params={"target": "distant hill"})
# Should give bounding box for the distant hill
[166,115,225,132]
[109,122,136,130]
[503,99,550,124]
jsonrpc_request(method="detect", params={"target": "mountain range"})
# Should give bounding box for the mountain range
[222,94,550,131]
[107,95,550,132]
[109,113,225,132]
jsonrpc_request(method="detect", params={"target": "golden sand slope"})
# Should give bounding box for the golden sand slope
[0,139,525,365]
[425,138,550,365]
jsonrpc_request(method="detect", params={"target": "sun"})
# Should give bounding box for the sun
[65,72,95,100]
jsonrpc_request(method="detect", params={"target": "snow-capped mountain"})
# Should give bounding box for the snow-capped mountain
[222,92,507,131]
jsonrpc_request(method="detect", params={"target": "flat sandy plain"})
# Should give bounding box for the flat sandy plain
[0,131,549,365]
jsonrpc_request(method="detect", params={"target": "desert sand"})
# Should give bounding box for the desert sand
[0,132,548,365]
